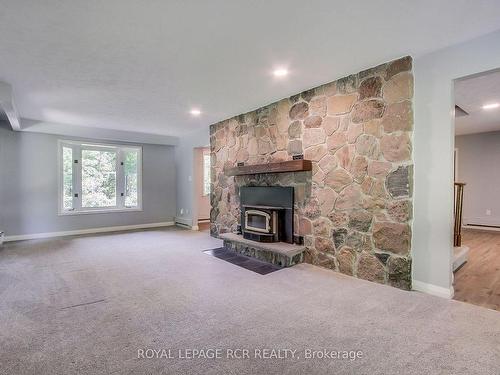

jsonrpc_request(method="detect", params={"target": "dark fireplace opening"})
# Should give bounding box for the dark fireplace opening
[239,186,294,244]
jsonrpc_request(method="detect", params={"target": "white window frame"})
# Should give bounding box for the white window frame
[58,140,143,215]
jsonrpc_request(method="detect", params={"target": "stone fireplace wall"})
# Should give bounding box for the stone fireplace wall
[210,57,413,289]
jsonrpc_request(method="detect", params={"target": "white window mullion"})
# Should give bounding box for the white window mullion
[73,145,82,211]
[116,149,125,209]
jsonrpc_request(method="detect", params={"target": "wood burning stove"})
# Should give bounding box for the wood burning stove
[245,209,276,234]
[239,186,294,244]
[242,205,283,242]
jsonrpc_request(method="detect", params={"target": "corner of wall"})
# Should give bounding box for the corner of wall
[175,127,211,229]
[412,280,454,299]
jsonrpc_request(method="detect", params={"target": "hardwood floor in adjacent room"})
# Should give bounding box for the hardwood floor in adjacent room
[198,221,210,231]
[453,229,500,311]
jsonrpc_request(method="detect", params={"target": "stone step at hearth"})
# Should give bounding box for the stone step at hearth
[219,232,305,268]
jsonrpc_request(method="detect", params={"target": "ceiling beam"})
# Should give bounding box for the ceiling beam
[0,82,21,131]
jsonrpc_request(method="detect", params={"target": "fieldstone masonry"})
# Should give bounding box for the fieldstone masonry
[210,57,413,290]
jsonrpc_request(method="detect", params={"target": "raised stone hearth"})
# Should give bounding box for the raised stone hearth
[210,57,414,290]
[220,233,305,267]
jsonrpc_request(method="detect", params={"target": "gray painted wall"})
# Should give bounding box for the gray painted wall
[455,131,500,226]
[175,127,209,226]
[0,122,176,236]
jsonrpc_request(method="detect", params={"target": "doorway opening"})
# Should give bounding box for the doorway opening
[192,146,211,231]
[452,68,500,311]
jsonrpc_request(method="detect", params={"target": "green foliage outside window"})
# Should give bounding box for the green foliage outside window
[62,147,73,209]
[82,150,117,208]
[124,150,138,207]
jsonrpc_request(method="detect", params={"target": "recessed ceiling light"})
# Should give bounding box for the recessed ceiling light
[273,68,289,78]
[482,103,499,110]
[190,109,201,116]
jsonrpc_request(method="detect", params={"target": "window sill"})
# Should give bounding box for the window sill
[58,208,143,216]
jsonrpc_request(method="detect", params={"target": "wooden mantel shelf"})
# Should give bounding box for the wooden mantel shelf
[225,159,312,176]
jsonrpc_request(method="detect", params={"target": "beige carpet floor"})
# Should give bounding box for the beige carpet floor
[0,227,499,374]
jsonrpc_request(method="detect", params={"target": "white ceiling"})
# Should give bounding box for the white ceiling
[455,70,500,135]
[1,1,500,137]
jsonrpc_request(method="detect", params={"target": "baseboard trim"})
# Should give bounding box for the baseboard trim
[412,280,454,299]
[463,224,500,232]
[4,221,175,242]
[175,217,192,226]
[174,217,200,230]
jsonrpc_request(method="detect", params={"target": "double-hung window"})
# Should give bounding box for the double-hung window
[59,140,142,214]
